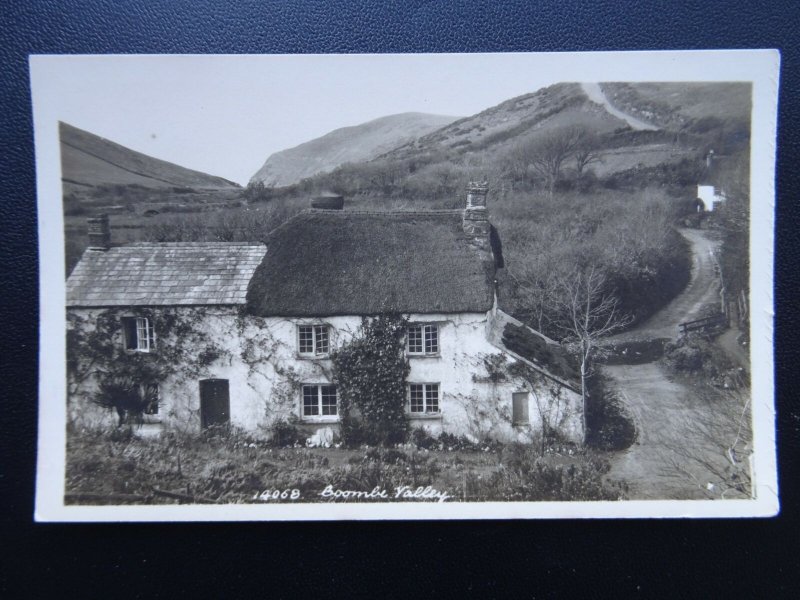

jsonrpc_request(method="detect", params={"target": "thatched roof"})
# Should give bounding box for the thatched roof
[246,209,496,317]
[67,242,266,307]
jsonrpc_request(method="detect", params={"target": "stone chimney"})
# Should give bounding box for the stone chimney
[462,181,490,248]
[87,214,110,251]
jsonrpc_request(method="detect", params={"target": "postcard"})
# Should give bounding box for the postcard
[32,50,779,520]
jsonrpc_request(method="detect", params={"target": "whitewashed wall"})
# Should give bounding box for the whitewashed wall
[67,308,583,443]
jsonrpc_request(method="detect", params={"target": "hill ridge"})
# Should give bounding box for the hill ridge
[249,112,460,187]
[60,122,240,190]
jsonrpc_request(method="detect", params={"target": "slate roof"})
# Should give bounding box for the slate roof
[486,309,580,393]
[66,242,266,307]
[245,209,496,317]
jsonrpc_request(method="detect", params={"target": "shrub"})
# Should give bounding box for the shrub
[466,451,626,501]
[585,375,637,451]
[663,334,725,374]
[269,419,302,447]
[331,314,411,447]
[411,427,439,450]
[92,375,154,427]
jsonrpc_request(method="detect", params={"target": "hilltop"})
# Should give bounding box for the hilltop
[61,122,241,219]
[61,122,239,192]
[281,82,750,202]
[249,112,459,187]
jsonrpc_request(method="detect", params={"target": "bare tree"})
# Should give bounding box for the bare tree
[554,266,632,441]
[573,128,602,174]
[659,387,752,499]
[508,126,596,196]
[507,263,560,335]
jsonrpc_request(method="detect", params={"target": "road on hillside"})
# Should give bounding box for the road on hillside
[602,228,748,499]
[609,227,721,341]
[580,83,659,131]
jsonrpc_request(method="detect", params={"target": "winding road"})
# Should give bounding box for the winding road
[609,228,721,341]
[603,228,750,499]
[581,83,659,131]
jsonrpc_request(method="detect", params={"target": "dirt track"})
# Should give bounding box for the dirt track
[581,83,659,131]
[603,228,747,499]
[610,228,721,341]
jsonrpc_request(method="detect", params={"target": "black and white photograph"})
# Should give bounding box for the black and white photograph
[31,51,779,520]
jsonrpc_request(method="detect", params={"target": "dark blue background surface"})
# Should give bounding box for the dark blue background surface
[2,1,798,596]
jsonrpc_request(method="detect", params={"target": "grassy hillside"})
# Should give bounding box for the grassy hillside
[61,122,240,190]
[267,82,748,204]
[249,112,459,187]
[61,122,244,274]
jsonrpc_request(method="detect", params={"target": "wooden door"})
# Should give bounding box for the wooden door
[200,379,230,428]
[512,392,529,426]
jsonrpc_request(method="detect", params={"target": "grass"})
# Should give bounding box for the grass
[65,427,627,504]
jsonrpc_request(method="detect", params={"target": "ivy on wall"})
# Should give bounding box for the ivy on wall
[67,307,230,425]
[330,313,410,446]
[234,310,327,426]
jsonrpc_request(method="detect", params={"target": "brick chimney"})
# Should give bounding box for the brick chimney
[462,181,490,248]
[87,214,110,251]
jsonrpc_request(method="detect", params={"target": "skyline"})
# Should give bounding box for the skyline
[34,54,568,185]
[31,52,768,186]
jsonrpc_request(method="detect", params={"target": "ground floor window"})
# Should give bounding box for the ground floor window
[143,383,159,415]
[302,384,338,418]
[512,391,529,426]
[409,383,440,414]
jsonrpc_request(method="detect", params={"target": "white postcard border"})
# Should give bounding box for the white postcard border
[32,50,780,521]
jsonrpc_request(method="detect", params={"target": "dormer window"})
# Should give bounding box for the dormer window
[122,317,155,352]
[407,323,439,356]
[298,324,330,357]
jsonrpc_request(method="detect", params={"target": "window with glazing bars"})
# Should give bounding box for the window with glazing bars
[407,324,439,355]
[298,324,330,356]
[409,383,440,414]
[302,384,338,417]
[122,317,155,352]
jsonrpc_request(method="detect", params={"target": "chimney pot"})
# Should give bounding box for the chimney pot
[466,181,489,209]
[87,214,111,251]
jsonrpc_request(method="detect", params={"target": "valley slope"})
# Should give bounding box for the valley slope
[249,112,459,187]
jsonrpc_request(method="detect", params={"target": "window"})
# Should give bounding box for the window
[122,317,155,352]
[409,383,440,414]
[298,324,330,356]
[143,383,159,415]
[407,323,439,355]
[512,392,529,426]
[302,384,338,418]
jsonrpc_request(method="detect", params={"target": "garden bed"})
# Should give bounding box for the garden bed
[65,428,627,504]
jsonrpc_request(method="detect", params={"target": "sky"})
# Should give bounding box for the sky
[30,52,773,185]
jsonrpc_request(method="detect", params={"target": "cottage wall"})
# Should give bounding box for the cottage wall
[67,307,583,443]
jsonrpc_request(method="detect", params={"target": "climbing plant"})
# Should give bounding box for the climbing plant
[330,313,410,446]
[67,307,230,426]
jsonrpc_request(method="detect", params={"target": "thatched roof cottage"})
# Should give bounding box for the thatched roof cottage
[65,184,583,444]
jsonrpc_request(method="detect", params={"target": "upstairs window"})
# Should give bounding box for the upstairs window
[409,383,440,414]
[302,384,338,418]
[298,324,330,356]
[407,323,439,355]
[122,317,155,352]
